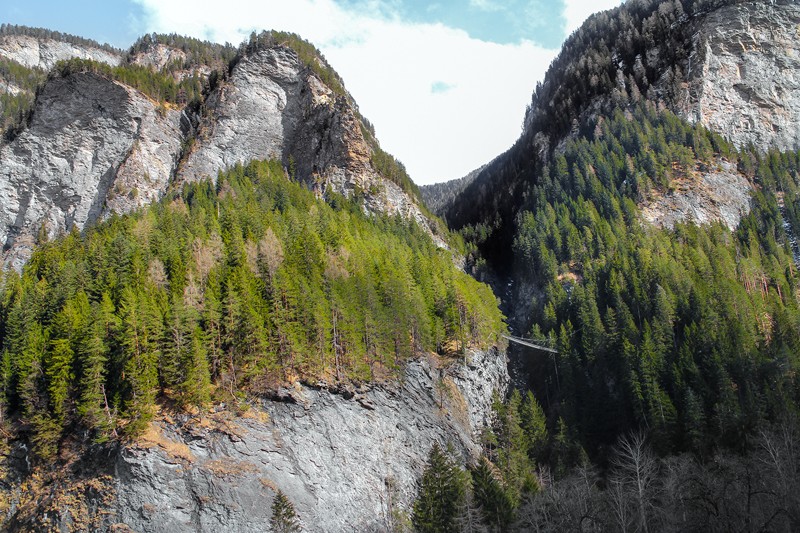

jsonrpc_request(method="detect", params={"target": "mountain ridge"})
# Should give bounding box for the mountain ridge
[445,0,800,255]
[0,29,443,269]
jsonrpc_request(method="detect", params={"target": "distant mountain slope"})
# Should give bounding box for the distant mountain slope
[421,164,486,215]
[0,24,122,70]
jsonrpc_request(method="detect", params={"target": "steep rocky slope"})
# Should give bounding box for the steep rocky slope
[640,158,752,230]
[180,45,438,240]
[3,348,507,532]
[0,71,185,270]
[0,33,121,70]
[0,29,501,533]
[682,1,800,152]
[447,0,800,243]
[0,34,441,267]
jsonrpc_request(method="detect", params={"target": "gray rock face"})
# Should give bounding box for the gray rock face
[179,48,300,182]
[0,77,22,96]
[0,38,443,268]
[683,2,800,152]
[102,349,507,532]
[0,72,184,270]
[638,1,800,230]
[640,159,752,230]
[180,47,442,245]
[0,34,121,70]
[129,43,187,71]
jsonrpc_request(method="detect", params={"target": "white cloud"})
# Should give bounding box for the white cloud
[133,0,557,185]
[562,0,624,36]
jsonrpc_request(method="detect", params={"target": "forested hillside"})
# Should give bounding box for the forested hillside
[410,86,800,533]
[0,160,504,459]
[515,104,800,454]
[444,0,800,455]
[417,1,800,530]
[445,0,767,266]
[0,57,43,136]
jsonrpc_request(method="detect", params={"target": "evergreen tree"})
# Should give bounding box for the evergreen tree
[471,457,515,532]
[412,442,469,533]
[119,289,160,436]
[270,489,301,533]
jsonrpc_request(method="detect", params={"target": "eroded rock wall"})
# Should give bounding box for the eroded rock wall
[0,34,121,70]
[3,349,507,532]
[0,72,184,270]
[180,47,442,245]
[685,1,800,152]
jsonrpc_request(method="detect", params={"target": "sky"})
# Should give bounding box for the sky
[1,0,622,184]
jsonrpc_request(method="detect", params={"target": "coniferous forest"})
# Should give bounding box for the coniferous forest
[0,160,504,459]
[412,102,800,533]
[4,2,800,531]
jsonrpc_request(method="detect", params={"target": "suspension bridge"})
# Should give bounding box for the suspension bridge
[502,334,558,354]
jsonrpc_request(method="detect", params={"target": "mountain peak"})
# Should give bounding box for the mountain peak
[0,29,441,268]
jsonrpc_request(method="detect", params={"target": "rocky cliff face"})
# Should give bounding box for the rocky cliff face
[3,348,508,532]
[638,1,800,230]
[0,71,185,270]
[0,39,440,267]
[640,158,752,230]
[0,34,121,70]
[180,47,439,241]
[682,1,800,153]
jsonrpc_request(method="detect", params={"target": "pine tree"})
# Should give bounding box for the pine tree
[119,288,160,436]
[520,390,548,461]
[412,442,469,533]
[471,457,515,532]
[181,326,211,406]
[45,338,73,424]
[270,489,301,533]
[78,292,118,439]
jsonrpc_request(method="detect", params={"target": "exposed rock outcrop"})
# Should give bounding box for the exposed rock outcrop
[683,1,800,153]
[180,47,440,243]
[129,43,188,72]
[0,39,441,268]
[3,348,508,532]
[0,72,184,270]
[640,159,752,230]
[0,34,121,70]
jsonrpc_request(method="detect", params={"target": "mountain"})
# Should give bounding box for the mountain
[446,0,800,266]
[0,29,505,531]
[0,25,122,70]
[2,0,800,529]
[0,162,507,532]
[0,29,442,270]
[441,1,800,529]
[420,163,486,215]
[442,0,800,500]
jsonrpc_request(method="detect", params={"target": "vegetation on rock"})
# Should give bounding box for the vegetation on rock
[0,159,504,458]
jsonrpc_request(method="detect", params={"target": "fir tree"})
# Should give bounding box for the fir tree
[471,457,515,532]
[412,442,469,533]
[270,489,300,533]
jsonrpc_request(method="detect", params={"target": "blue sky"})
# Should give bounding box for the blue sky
[1,0,622,184]
[332,0,569,48]
[0,0,145,49]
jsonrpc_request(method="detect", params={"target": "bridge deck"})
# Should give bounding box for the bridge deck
[502,334,558,354]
